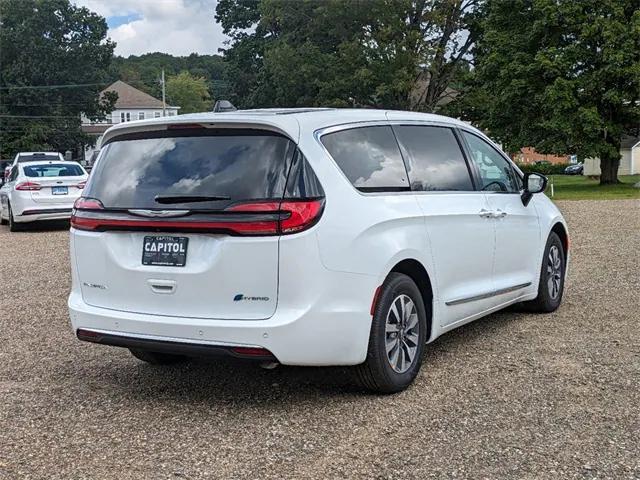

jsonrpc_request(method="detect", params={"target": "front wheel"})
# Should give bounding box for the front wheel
[355,273,427,393]
[521,232,566,312]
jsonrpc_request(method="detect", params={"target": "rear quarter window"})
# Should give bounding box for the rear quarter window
[320,126,410,192]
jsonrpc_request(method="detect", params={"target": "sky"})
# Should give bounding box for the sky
[72,0,229,57]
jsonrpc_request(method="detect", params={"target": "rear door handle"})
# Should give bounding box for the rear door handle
[479,209,493,218]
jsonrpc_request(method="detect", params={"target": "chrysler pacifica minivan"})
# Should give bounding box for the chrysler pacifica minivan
[68,109,568,392]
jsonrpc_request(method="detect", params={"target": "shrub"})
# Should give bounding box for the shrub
[516,163,570,175]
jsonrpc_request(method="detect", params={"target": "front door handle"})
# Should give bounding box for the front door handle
[493,209,507,218]
[479,208,493,218]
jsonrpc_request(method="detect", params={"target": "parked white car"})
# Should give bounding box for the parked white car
[0,160,88,231]
[68,109,569,392]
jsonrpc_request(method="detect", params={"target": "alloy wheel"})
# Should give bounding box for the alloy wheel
[547,245,562,299]
[385,294,420,373]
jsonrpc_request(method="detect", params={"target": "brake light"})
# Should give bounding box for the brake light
[15,181,41,191]
[73,197,104,210]
[227,199,324,234]
[70,198,324,235]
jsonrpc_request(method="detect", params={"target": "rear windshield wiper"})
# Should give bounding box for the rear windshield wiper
[154,195,231,204]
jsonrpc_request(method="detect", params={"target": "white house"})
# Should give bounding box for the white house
[82,80,180,163]
[583,135,640,176]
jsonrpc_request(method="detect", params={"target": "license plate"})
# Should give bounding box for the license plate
[52,186,68,195]
[142,236,188,267]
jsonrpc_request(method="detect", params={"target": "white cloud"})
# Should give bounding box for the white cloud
[73,0,229,57]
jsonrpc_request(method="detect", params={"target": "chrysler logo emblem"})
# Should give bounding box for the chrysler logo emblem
[128,209,190,218]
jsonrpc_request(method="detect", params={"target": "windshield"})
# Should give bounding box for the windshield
[23,163,85,177]
[84,129,296,210]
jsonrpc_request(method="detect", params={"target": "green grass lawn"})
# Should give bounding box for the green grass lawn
[546,174,640,200]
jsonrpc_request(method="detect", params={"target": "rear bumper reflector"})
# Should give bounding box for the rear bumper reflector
[76,329,277,360]
[22,208,72,216]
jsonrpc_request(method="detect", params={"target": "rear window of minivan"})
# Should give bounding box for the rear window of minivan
[85,129,297,210]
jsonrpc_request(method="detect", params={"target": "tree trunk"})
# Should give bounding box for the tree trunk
[599,153,621,185]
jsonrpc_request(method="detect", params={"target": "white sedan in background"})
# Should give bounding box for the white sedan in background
[0,160,88,231]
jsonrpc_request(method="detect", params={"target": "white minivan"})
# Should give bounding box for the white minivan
[68,109,568,392]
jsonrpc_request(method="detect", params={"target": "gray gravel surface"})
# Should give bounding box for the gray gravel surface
[1,200,639,479]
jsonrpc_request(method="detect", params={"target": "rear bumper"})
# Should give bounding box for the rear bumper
[16,207,72,222]
[68,268,376,366]
[76,328,276,360]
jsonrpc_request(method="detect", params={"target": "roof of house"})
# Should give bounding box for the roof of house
[101,80,178,109]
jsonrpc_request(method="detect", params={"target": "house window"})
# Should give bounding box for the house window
[120,112,131,123]
[168,111,175,116]
[138,112,145,120]
[154,112,161,118]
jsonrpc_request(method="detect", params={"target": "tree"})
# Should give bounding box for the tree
[215,0,480,111]
[450,0,640,184]
[166,71,212,113]
[0,0,116,158]
[109,53,228,101]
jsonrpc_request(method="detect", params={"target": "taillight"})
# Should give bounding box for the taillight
[15,181,41,191]
[73,197,104,210]
[75,181,86,189]
[227,199,324,235]
[71,198,324,235]
[71,197,104,230]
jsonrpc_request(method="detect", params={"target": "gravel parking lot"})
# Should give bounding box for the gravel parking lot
[1,199,638,479]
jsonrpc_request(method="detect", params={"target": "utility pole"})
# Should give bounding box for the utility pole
[161,69,166,117]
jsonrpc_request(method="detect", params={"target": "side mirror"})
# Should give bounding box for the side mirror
[521,172,548,206]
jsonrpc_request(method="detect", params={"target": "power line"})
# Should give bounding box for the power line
[0,115,81,118]
[0,82,110,91]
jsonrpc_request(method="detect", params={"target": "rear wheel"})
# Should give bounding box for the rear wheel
[355,273,427,393]
[129,349,187,365]
[521,232,566,312]
[8,204,23,232]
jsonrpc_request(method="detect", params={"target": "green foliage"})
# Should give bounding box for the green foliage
[547,175,640,200]
[109,53,229,104]
[517,163,569,176]
[215,0,480,110]
[166,71,211,113]
[450,0,640,185]
[0,0,116,158]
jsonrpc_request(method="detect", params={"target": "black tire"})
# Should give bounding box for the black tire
[129,348,186,365]
[8,203,23,232]
[355,273,428,393]
[521,232,566,313]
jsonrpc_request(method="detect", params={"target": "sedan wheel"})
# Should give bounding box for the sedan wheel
[8,204,22,232]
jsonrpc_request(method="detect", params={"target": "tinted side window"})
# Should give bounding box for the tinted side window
[393,126,473,191]
[462,131,518,192]
[321,126,409,192]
